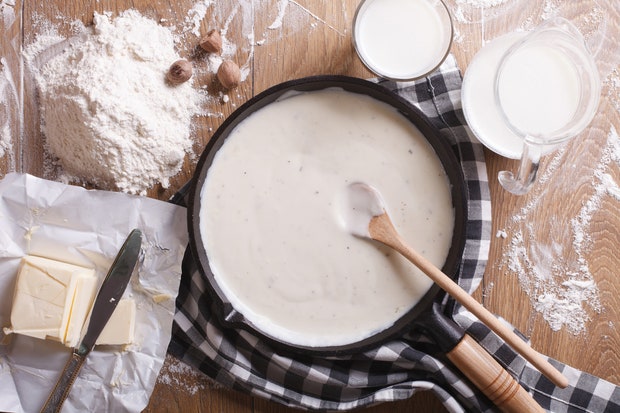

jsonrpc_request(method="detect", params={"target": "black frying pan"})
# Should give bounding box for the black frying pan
[187,75,467,355]
[184,76,541,412]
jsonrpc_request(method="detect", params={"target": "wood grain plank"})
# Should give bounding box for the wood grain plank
[252,1,369,91]
[9,0,620,412]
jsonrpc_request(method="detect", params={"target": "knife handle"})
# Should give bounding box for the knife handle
[40,351,86,413]
[447,334,544,413]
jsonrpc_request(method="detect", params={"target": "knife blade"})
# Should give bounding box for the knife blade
[40,228,142,413]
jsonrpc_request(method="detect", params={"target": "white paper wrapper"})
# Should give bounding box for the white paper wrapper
[0,173,188,413]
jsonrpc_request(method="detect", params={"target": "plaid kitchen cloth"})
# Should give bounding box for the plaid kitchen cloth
[168,55,620,412]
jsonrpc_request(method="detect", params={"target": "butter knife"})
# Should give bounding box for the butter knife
[40,229,142,413]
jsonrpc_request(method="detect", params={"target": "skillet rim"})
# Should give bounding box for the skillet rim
[187,75,468,357]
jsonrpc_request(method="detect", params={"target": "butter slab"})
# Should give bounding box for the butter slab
[3,255,97,346]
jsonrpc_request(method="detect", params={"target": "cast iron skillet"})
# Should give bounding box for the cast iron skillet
[187,75,468,356]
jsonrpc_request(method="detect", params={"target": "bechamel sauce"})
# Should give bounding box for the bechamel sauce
[341,183,386,237]
[353,0,452,80]
[200,90,454,347]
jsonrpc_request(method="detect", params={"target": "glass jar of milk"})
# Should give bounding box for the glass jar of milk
[353,0,453,80]
[462,17,600,195]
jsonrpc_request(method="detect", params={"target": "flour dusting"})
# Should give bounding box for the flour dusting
[269,0,289,30]
[452,0,518,26]
[183,0,215,37]
[605,67,620,113]
[156,354,220,395]
[0,0,18,169]
[0,0,16,26]
[500,127,620,334]
[455,0,509,7]
[503,227,600,334]
[0,123,10,159]
[0,60,14,161]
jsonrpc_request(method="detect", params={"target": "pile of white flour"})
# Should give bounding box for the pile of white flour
[29,10,201,195]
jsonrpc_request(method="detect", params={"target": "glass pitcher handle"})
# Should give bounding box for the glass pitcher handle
[498,140,542,195]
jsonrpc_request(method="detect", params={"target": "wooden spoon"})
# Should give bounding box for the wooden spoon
[343,182,569,391]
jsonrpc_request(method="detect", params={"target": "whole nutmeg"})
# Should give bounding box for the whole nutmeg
[200,29,223,54]
[166,59,193,85]
[217,60,241,89]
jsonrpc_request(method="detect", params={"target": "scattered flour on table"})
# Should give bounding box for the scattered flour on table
[266,0,345,35]
[0,0,18,168]
[0,122,10,159]
[183,0,215,37]
[572,126,620,255]
[455,0,509,7]
[25,10,202,195]
[157,354,221,395]
[0,0,15,24]
[269,0,289,30]
[499,126,620,335]
[0,60,14,161]
[451,0,518,26]
[540,0,568,21]
[605,68,620,113]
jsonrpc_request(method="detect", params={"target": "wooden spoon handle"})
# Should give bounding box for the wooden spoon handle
[369,213,568,388]
[447,334,544,413]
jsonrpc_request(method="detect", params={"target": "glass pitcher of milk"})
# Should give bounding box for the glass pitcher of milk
[495,17,600,195]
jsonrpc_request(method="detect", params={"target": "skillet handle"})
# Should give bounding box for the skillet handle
[446,334,544,413]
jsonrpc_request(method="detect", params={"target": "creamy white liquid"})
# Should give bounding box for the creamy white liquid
[462,32,527,159]
[354,0,452,80]
[463,32,582,158]
[497,44,581,136]
[341,183,386,237]
[200,90,454,347]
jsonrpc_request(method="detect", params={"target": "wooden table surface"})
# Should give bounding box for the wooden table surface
[2,0,619,412]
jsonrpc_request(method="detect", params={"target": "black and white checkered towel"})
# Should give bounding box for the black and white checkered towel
[168,55,620,412]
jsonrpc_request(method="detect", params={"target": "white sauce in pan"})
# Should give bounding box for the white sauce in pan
[199,89,454,347]
[341,182,387,237]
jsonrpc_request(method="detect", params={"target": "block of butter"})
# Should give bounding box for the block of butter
[96,298,136,346]
[3,255,135,348]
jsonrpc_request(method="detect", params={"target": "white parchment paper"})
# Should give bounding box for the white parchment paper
[0,173,188,413]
